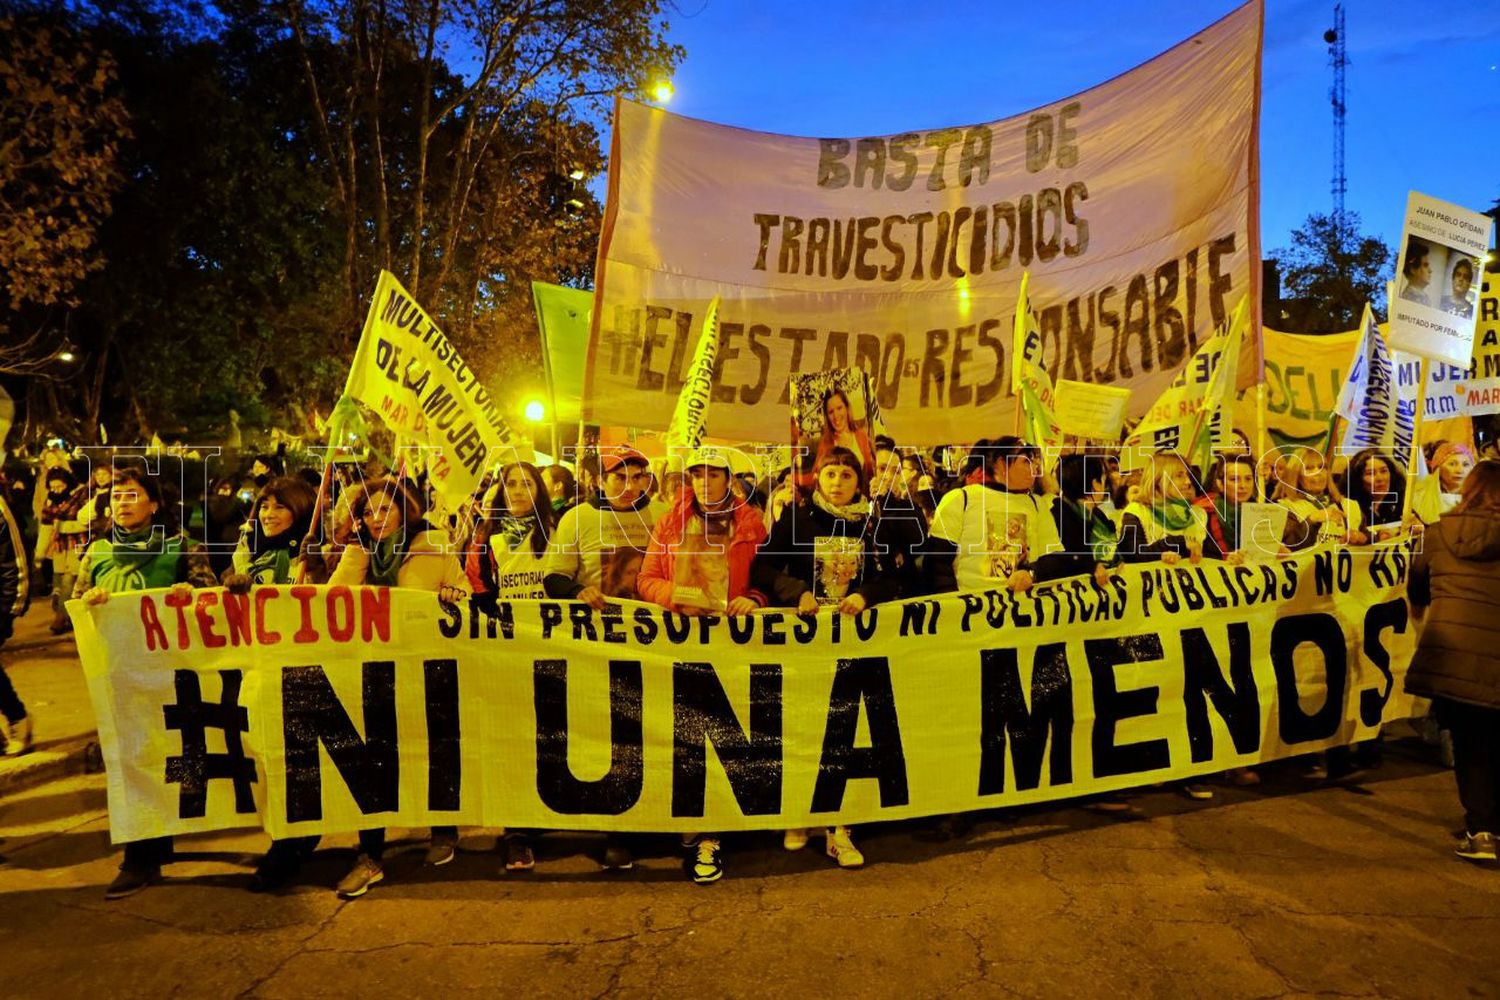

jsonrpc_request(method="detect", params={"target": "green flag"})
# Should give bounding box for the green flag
[531,281,594,426]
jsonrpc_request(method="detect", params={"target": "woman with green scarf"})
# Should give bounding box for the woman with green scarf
[1052,453,1121,589]
[1118,451,1222,564]
[225,477,318,588]
[76,466,218,900]
[327,477,469,899]
[227,476,320,893]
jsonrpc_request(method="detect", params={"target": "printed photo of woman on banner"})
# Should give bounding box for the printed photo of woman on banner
[790,368,884,488]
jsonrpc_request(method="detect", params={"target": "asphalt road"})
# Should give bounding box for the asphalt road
[2,746,1498,999]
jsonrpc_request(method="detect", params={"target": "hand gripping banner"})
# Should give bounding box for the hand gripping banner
[74,541,1416,844]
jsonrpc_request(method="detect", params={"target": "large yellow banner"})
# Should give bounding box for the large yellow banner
[588,2,1264,445]
[75,542,1416,844]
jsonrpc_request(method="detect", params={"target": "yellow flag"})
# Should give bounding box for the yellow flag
[665,296,721,451]
[1012,272,1063,465]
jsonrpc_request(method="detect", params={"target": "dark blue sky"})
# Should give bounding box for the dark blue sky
[642,0,1500,254]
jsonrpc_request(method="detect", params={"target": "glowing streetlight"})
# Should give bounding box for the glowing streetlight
[524,399,546,423]
[58,350,76,363]
[649,79,674,104]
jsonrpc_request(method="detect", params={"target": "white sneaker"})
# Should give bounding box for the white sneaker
[3,715,32,756]
[783,828,809,851]
[825,826,864,868]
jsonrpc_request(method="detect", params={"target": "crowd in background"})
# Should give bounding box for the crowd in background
[1,403,1499,898]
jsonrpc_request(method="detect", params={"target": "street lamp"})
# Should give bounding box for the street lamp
[524,399,546,423]
[649,79,674,105]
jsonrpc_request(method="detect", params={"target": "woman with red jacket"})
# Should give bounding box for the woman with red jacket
[637,446,767,883]
[637,447,767,618]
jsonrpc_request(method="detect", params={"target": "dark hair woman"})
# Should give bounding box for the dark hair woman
[223,477,319,588]
[542,463,580,515]
[226,476,319,893]
[327,476,470,898]
[39,467,89,633]
[1405,461,1500,862]
[752,445,897,871]
[75,467,218,899]
[466,462,555,611]
[1345,449,1408,541]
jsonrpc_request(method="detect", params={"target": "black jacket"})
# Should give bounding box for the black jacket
[752,501,900,607]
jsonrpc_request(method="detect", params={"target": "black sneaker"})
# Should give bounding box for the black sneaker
[248,856,299,893]
[601,836,634,871]
[689,837,722,884]
[105,865,160,900]
[502,834,535,873]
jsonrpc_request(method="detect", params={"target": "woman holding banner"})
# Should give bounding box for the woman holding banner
[328,477,470,899]
[752,447,899,869]
[78,467,219,900]
[224,477,318,588]
[466,462,555,610]
[224,477,322,892]
[1405,460,1500,863]
[461,462,555,873]
[638,446,768,884]
[925,437,1069,593]
[1272,448,1367,550]
[1052,453,1119,588]
[1117,452,1216,565]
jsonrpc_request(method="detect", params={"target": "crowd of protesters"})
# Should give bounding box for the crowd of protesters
[1,407,1498,898]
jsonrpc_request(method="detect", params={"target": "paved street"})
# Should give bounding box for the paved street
[3,711,1499,997]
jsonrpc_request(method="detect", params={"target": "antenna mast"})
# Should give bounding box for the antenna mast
[1324,4,1348,236]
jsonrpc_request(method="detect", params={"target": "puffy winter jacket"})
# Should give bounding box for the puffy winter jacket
[1405,510,1500,709]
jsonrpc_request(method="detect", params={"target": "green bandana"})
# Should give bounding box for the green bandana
[368,533,404,586]
[1149,498,1197,534]
[1214,496,1241,550]
[88,528,190,593]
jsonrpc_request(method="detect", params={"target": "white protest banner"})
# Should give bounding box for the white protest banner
[75,542,1417,843]
[344,270,531,507]
[1388,191,1492,366]
[1054,380,1132,441]
[588,2,1264,445]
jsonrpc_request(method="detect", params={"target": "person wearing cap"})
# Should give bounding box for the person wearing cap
[924,436,1069,594]
[637,445,769,883]
[1414,440,1477,525]
[540,446,656,872]
[543,447,657,609]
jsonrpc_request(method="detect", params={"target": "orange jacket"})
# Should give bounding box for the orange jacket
[637,488,768,610]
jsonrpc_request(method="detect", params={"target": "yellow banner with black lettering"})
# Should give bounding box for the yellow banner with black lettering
[73,544,1417,844]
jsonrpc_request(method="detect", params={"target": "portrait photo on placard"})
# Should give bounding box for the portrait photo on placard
[1440,251,1480,320]
[790,368,880,483]
[1397,235,1449,310]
